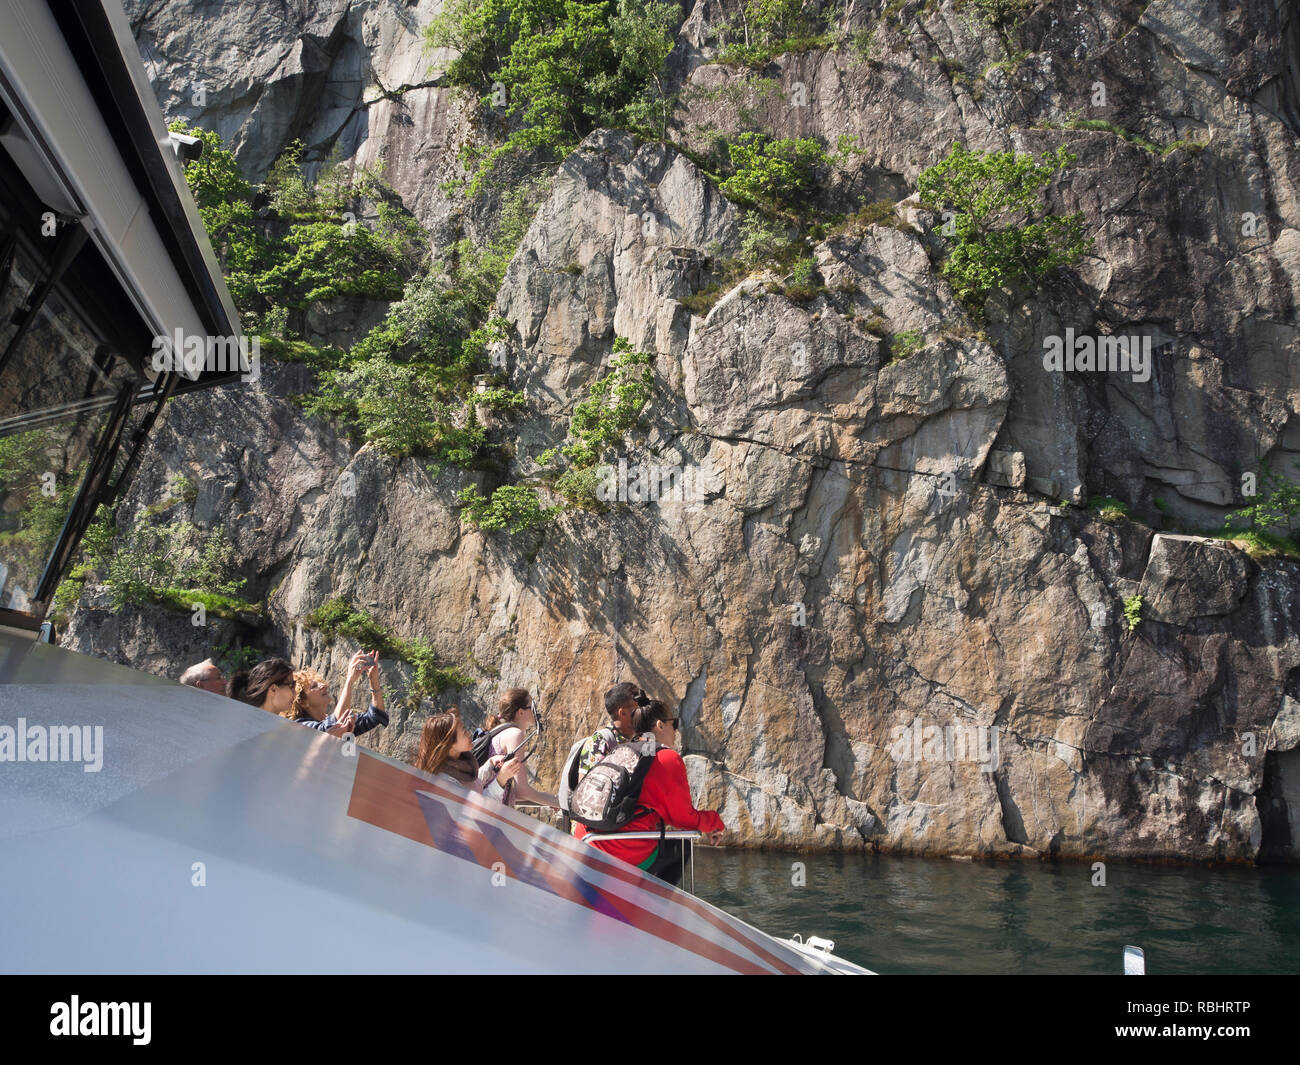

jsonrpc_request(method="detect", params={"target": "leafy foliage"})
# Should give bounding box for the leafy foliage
[303,183,541,462]
[537,338,654,472]
[0,427,49,487]
[1088,495,1131,524]
[147,587,263,620]
[565,340,654,466]
[965,0,1035,28]
[747,0,809,38]
[550,464,604,504]
[170,123,265,310]
[172,474,199,505]
[404,638,477,702]
[679,132,842,312]
[859,314,889,337]
[1048,118,1160,154]
[1225,463,1300,534]
[849,27,877,63]
[0,431,83,598]
[679,213,807,314]
[830,199,906,237]
[774,255,823,302]
[174,122,558,551]
[101,519,249,612]
[720,132,832,212]
[304,597,472,700]
[1123,594,1143,632]
[50,509,111,625]
[603,0,684,140]
[715,0,832,66]
[917,142,1091,310]
[737,213,806,267]
[254,212,414,309]
[309,357,454,458]
[888,329,925,360]
[170,124,423,333]
[501,337,655,511]
[46,497,257,622]
[1032,118,1209,158]
[214,641,270,674]
[304,598,397,653]
[457,483,562,532]
[426,0,681,190]
[1205,528,1300,561]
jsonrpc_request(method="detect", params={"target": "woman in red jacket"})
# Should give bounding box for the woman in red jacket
[578,700,725,885]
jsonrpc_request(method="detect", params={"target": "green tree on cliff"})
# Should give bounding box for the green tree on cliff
[917,142,1091,311]
[426,0,680,190]
[1225,462,1300,534]
[169,124,422,329]
[719,132,831,212]
[169,121,265,309]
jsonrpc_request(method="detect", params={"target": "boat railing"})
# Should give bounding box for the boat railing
[581,830,703,895]
[513,805,704,894]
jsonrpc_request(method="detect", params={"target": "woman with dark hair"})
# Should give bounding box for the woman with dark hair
[576,699,725,885]
[228,657,296,716]
[476,688,558,809]
[483,687,530,731]
[291,650,388,739]
[415,707,522,797]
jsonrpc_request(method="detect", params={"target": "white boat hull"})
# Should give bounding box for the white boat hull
[0,632,871,974]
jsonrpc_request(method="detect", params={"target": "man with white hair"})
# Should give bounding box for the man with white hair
[179,659,226,695]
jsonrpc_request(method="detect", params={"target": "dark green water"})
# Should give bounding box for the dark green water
[693,850,1300,975]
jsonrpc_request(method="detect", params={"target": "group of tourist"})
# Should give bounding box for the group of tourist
[180,658,725,886]
[570,682,726,886]
[411,688,557,806]
[180,652,388,738]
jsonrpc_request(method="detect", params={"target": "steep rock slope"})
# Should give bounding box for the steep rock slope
[65,0,1300,860]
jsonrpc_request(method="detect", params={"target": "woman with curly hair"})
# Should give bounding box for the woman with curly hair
[290,650,389,739]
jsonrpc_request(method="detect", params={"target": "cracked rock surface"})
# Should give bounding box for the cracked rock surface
[67,0,1300,860]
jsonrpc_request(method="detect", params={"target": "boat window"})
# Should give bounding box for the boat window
[0,32,242,631]
[0,155,147,621]
[0,242,142,422]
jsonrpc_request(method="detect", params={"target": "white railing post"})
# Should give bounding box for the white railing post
[581,830,703,894]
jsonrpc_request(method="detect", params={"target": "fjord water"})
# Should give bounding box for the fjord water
[694,850,1300,975]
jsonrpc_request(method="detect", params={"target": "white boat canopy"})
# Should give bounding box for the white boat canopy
[0,0,243,634]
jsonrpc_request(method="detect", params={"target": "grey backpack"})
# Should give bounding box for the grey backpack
[568,733,659,833]
[558,726,616,814]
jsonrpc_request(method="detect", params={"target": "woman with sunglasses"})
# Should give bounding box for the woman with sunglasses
[576,699,725,885]
[290,650,389,739]
[228,657,296,715]
[477,688,558,809]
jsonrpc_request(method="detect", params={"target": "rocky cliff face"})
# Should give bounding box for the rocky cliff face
[70,0,1300,862]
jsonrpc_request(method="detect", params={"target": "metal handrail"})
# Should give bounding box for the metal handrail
[581,830,702,895]
[582,830,702,841]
